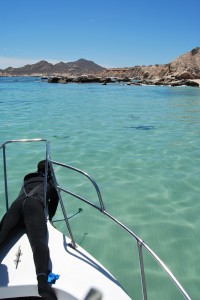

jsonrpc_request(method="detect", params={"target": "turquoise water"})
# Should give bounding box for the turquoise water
[0,77,200,299]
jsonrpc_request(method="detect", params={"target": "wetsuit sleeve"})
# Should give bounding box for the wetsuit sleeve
[48,180,59,221]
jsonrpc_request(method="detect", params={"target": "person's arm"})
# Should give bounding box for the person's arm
[48,180,59,221]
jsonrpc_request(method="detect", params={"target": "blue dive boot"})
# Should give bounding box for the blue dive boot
[37,274,57,300]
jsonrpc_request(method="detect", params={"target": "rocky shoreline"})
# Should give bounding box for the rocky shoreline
[47,75,200,87]
[130,78,200,87]
[1,47,200,87]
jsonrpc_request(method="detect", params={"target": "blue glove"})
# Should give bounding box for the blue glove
[47,272,60,284]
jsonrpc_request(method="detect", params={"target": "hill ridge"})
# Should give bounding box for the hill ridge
[0,48,200,80]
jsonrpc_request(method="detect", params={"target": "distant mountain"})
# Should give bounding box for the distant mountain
[0,48,200,80]
[0,58,105,76]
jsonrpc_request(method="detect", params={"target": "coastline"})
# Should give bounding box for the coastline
[46,75,200,87]
[0,47,199,87]
[0,74,199,87]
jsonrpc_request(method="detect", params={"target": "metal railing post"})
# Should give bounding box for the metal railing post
[49,159,77,248]
[3,145,9,211]
[137,241,147,300]
[58,194,77,248]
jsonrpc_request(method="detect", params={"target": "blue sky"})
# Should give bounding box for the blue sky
[0,0,199,69]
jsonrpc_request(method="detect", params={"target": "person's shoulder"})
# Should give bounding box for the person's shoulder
[24,172,39,181]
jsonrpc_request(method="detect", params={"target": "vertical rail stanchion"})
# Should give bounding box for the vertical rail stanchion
[3,145,9,211]
[49,157,77,249]
[43,141,49,210]
[59,195,77,249]
[137,241,147,300]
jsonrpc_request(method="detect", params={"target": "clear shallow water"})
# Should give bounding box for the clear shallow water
[0,77,200,299]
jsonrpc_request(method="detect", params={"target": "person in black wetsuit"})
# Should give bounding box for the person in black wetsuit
[0,160,59,300]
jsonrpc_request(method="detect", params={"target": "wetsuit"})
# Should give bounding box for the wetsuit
[0,171,59,278]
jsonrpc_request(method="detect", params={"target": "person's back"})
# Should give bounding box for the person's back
[0,160,58,300]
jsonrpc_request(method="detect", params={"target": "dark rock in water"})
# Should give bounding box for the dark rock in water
[58,78,67,84]
[48,77,61,83]
[98,77,112,84]
[185,80,199,87]
[57,77,74,84]
[72,75,100,83]
[47,74,200,88]
[170,80,186,87]
[48,75,113,84]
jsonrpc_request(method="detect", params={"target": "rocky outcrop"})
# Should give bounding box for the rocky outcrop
[167,47,200,79]
[98,47,200,81]
[98,64,169,80]
[47,74,199,87]
[129,78,199,87]
[1,48,199,87]
[48,75,112,84]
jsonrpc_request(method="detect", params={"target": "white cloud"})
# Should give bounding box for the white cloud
[0,56,59,69]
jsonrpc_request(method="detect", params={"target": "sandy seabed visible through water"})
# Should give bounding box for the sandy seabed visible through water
[0,77,200,299]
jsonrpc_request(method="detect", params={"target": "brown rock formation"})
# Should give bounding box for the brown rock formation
[1,48,199,87]
[98,47,200,81]
[168,47,200,79]
[98,64,169,80]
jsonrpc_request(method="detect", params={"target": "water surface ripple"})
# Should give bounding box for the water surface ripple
[0,77,200,299]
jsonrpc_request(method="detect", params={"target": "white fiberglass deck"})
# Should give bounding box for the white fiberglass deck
[0,221,131,300]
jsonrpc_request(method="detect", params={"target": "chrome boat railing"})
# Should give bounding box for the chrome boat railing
[0,139,191,300]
